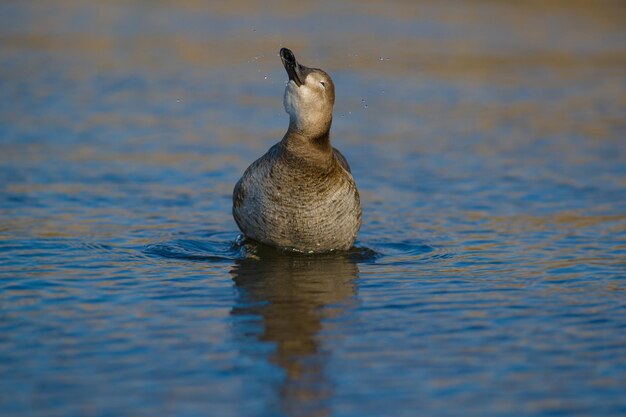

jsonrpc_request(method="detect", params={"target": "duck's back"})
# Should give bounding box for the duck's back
[233,143,361,252]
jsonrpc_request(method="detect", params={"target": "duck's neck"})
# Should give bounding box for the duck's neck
[286,118,332,153]
[282,125,334,169]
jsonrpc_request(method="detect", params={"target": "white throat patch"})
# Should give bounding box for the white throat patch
[284,80,322,129]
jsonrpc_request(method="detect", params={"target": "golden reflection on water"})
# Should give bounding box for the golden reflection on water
[2,0,624,79]
[231,251,358,417]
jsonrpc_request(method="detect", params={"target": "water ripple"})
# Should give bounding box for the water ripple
[144,233,382,264]
[366,238,450,265]
[143,232,243,262]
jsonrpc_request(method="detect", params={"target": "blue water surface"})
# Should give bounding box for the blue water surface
[1,1,625,417]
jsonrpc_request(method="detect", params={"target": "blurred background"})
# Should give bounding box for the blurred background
[1,1,625,417]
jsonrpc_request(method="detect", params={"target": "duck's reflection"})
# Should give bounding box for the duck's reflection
[231,247,359,417]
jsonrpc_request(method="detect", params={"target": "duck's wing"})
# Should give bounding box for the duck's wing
[332,147,351,173]
[233,143,281,211]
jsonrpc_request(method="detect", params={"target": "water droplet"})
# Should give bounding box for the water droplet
[380,56,384,61]
[264,75,268,80]
[364,104,368,109]
[361,99,366,102]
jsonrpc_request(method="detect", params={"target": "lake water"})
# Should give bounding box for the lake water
[1,1,625,416]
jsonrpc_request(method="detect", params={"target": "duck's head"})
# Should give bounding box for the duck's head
[280,48,335,138]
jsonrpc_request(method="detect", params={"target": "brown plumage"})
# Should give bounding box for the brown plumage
[232,48,361,252]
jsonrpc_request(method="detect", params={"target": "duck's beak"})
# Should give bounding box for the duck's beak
[280,48,305,87]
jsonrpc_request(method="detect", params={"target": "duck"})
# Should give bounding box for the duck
[232,48,361,253]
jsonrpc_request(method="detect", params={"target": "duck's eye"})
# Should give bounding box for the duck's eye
[320,81,326,89]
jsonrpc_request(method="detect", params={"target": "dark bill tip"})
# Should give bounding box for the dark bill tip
[280,48,296,66]
[280,47,303,86]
